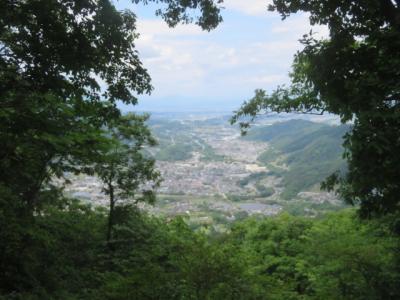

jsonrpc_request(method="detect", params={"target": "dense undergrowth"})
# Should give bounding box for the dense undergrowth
[1,194,399,299]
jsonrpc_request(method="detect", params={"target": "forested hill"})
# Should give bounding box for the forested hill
[245,120,349,199]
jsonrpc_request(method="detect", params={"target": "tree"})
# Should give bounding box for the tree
[304,211,400,299]
[231,0,400,218]
[0,0,223,214]
[0,0,222,294]
[95,113,161,242]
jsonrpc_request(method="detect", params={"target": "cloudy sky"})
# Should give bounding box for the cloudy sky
[115,0,328,112]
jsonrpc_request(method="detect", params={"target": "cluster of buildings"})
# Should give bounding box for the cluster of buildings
[58,121,338,221]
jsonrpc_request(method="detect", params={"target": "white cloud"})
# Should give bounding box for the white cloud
[134,26,300,99]
[135,36,296,100]
[271,14,329,39]
[130,9,327,107]
[137,19,205,38]
[244,74,287,85]
[223,0,272,16]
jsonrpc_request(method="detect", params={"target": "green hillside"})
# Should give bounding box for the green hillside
[246,120,349,199]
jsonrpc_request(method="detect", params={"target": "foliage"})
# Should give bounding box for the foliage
[134,0,223,31]
[2,1,400,299]
[0,197,107,298]
[0,199,254,299]
[227,210,400,299]
[1,0,151,212]
[0,1,228,297]
[95,113,161,241]
[1,194,399,299]
[0,0,223,213]
[231,1,400,217]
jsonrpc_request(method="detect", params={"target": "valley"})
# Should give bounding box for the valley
[63,113,347,231]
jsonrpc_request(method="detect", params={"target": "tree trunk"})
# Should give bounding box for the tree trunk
[106,183,115,243]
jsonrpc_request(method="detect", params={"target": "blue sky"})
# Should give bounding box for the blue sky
[115,0,328,112]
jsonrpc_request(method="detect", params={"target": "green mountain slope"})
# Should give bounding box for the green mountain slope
[246,120,350,199]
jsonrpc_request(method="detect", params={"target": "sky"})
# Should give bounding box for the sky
[115,0,328,112]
